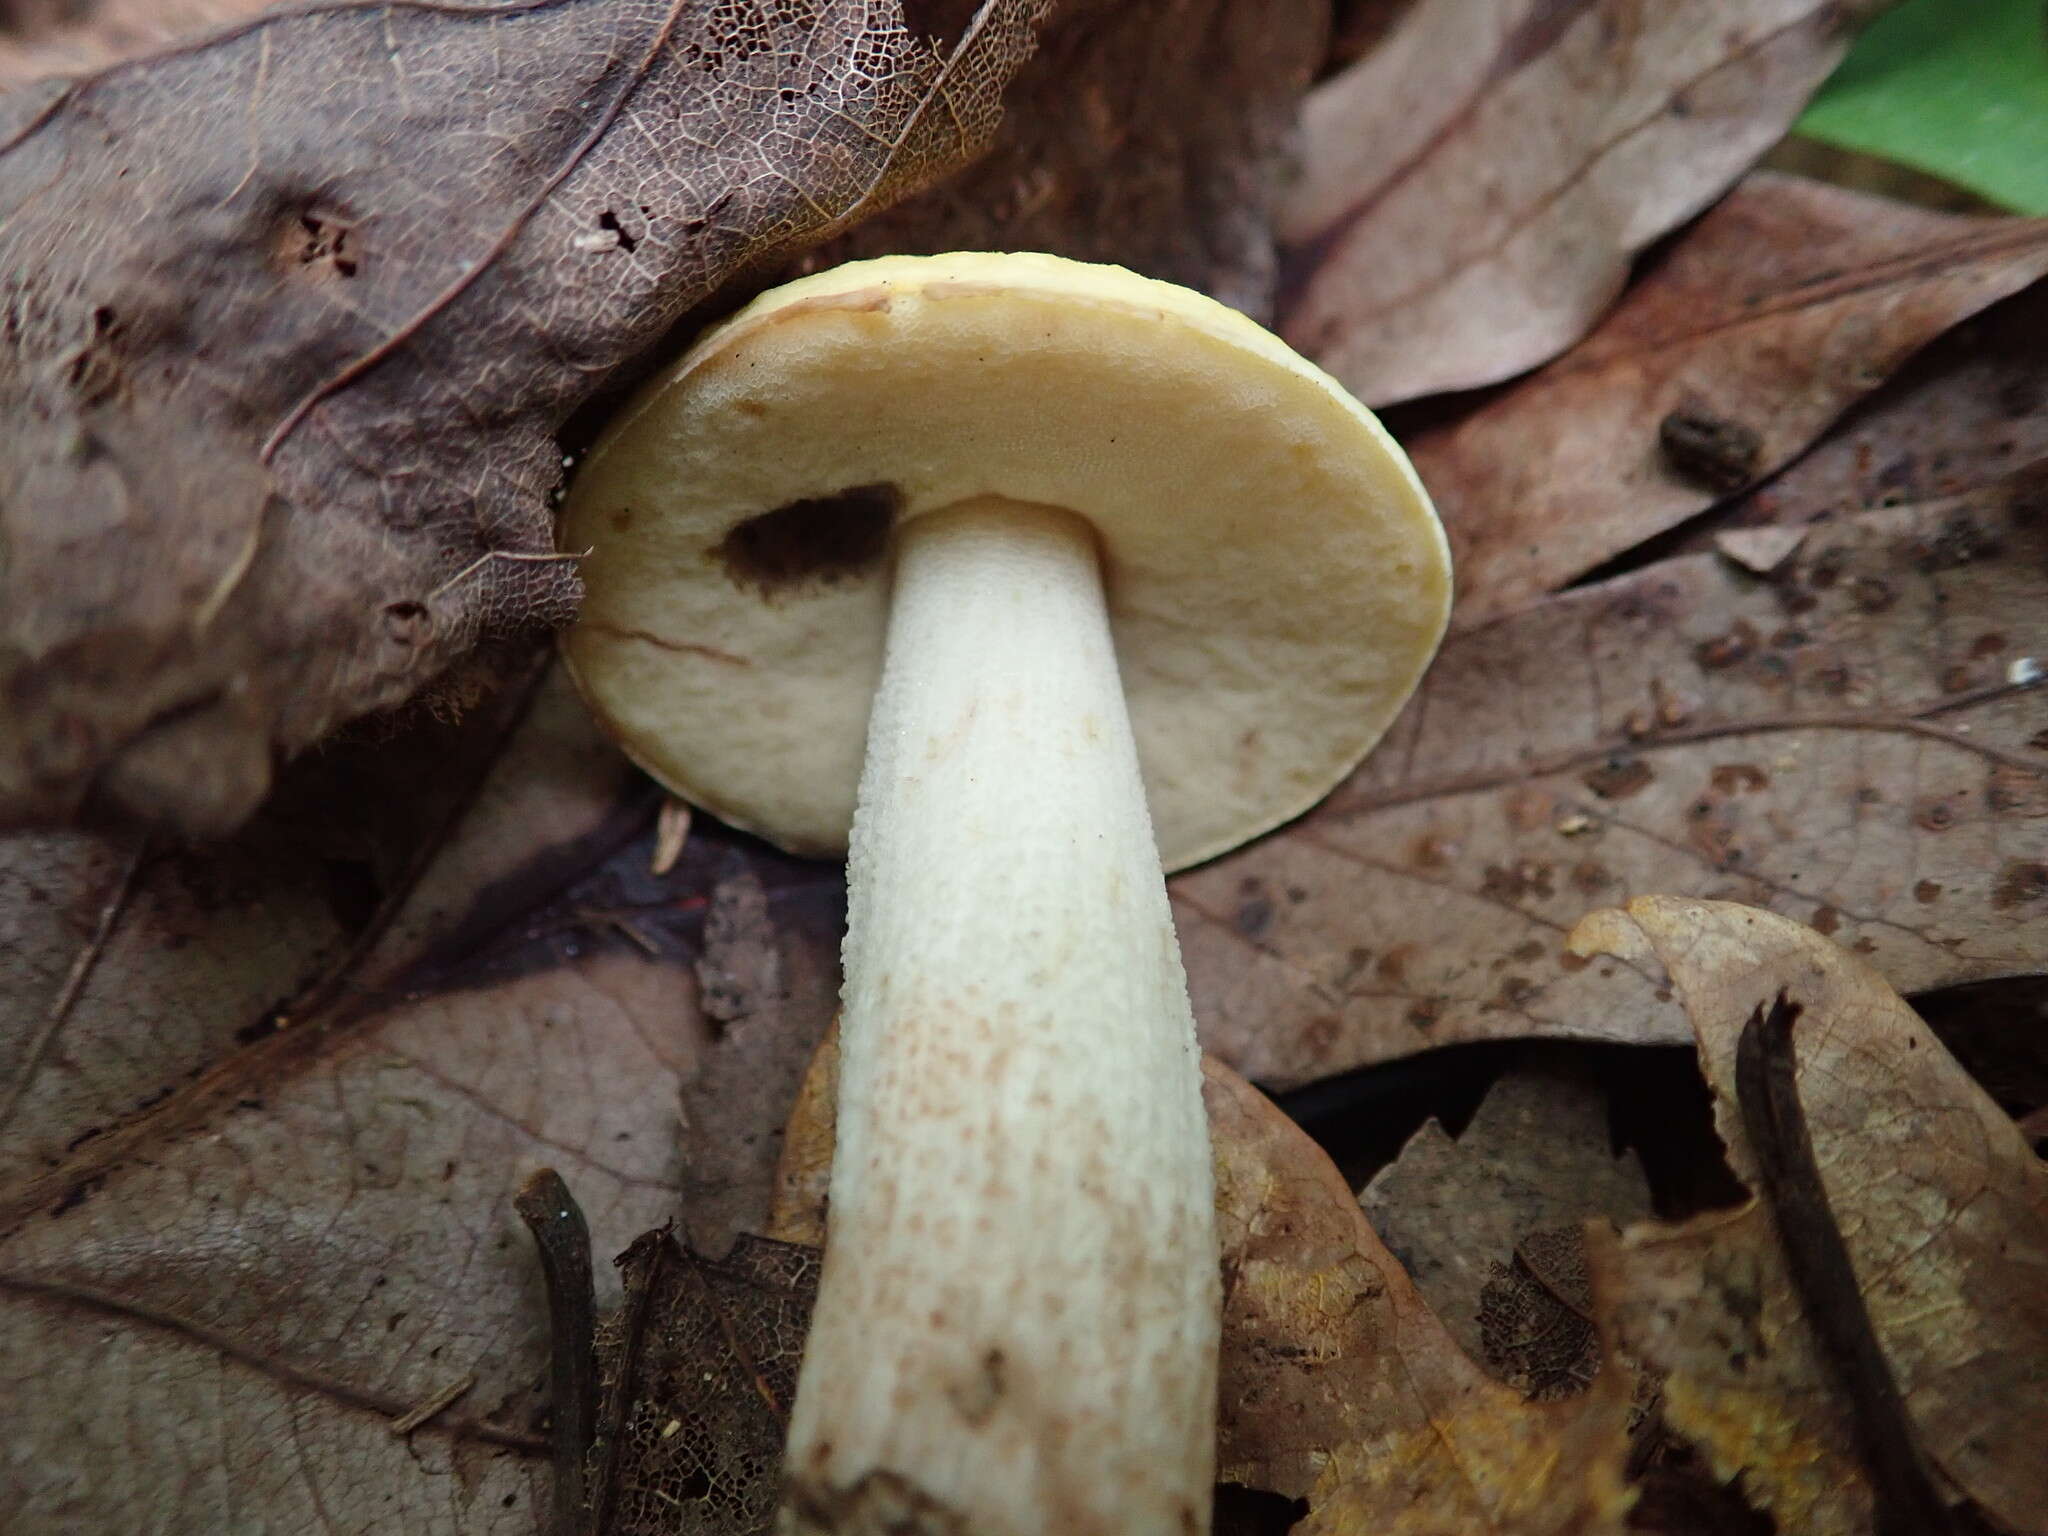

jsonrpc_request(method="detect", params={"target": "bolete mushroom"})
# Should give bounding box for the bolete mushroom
[559,252,1450,1535]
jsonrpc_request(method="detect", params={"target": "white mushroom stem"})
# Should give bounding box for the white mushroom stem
[781,496,1219,1535]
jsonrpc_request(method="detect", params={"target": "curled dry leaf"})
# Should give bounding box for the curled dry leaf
[1279,0,1878,406]
[1571,897,2048,1536]
[1173,487,2048,1086]
[1404,172,2048,630]
[769,1033,1635,1535]
[0,0,1047,837]
[1206,1060,1635,1535]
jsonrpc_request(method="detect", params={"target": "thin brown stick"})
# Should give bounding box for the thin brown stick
[0,840,145,1133]
[515,1169,597,1536]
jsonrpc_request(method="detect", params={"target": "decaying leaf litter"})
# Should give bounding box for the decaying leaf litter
[3,1,2046,1532]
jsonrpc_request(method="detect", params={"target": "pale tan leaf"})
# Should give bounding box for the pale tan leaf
[1404,173,2048,630]
[1573,897,2048,1535]
[1280,0,1877,405]
[1175,488,2048,1086]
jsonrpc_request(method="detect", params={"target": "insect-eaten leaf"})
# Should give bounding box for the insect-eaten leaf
[0,0,1047,836]
[1572,897,2048,1536]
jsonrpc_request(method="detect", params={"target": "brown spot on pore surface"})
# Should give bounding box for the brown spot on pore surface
[1810,905,1841,936]
[713,482,899,599]
[1993,860,2048,910]
[1376,944,1416,986]
[1914,880,1943,904]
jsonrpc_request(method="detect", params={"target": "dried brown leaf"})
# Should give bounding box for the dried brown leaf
[0,0,272,86]
[1572,897,2048,1535]
[677,858,843,1260]
[1173,487,2048,1086]
[0,950,697,1528]
[811,0,1330,317]
[0,0,1047,837]
[0,663,637,1203]
[1719,278,2048,536]
[1279,0,1875,405]
[1404,173,2048,630]
[1361,1063,1650,1368]
[1209,1059,1634,1534]
[0,666,854,1529]
[769,1035,1636,1534]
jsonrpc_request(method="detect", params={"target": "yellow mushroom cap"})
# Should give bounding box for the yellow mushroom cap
[559,251,1451,871]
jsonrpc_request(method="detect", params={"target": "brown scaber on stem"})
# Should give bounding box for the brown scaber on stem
[1734,993,1962,1536]
[514,1169,597,1536]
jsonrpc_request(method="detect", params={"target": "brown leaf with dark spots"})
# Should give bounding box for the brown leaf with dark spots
[1404,173,2048,630]
[1573,898,2048,1536]
[1173,486,2048,1086]
[0,0,1047,837]
[1279,0,1878,405]
[1715,278,2048,539]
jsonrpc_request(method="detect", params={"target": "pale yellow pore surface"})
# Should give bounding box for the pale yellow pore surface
[561,251,1450,871]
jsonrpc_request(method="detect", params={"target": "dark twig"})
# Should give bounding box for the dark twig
[515,1169,597,1536]
[589,1224,677,1536]
[1735,992,1961,1536]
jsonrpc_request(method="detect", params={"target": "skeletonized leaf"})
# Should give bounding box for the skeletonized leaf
[1573,897,2048,1535]
[1174,487,2048,1086]
[1279,0,1878,405]
[1404,173,2048,630]
[0,0,1046,836]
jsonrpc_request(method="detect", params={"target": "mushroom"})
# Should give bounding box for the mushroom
[559,251,1450,1535]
